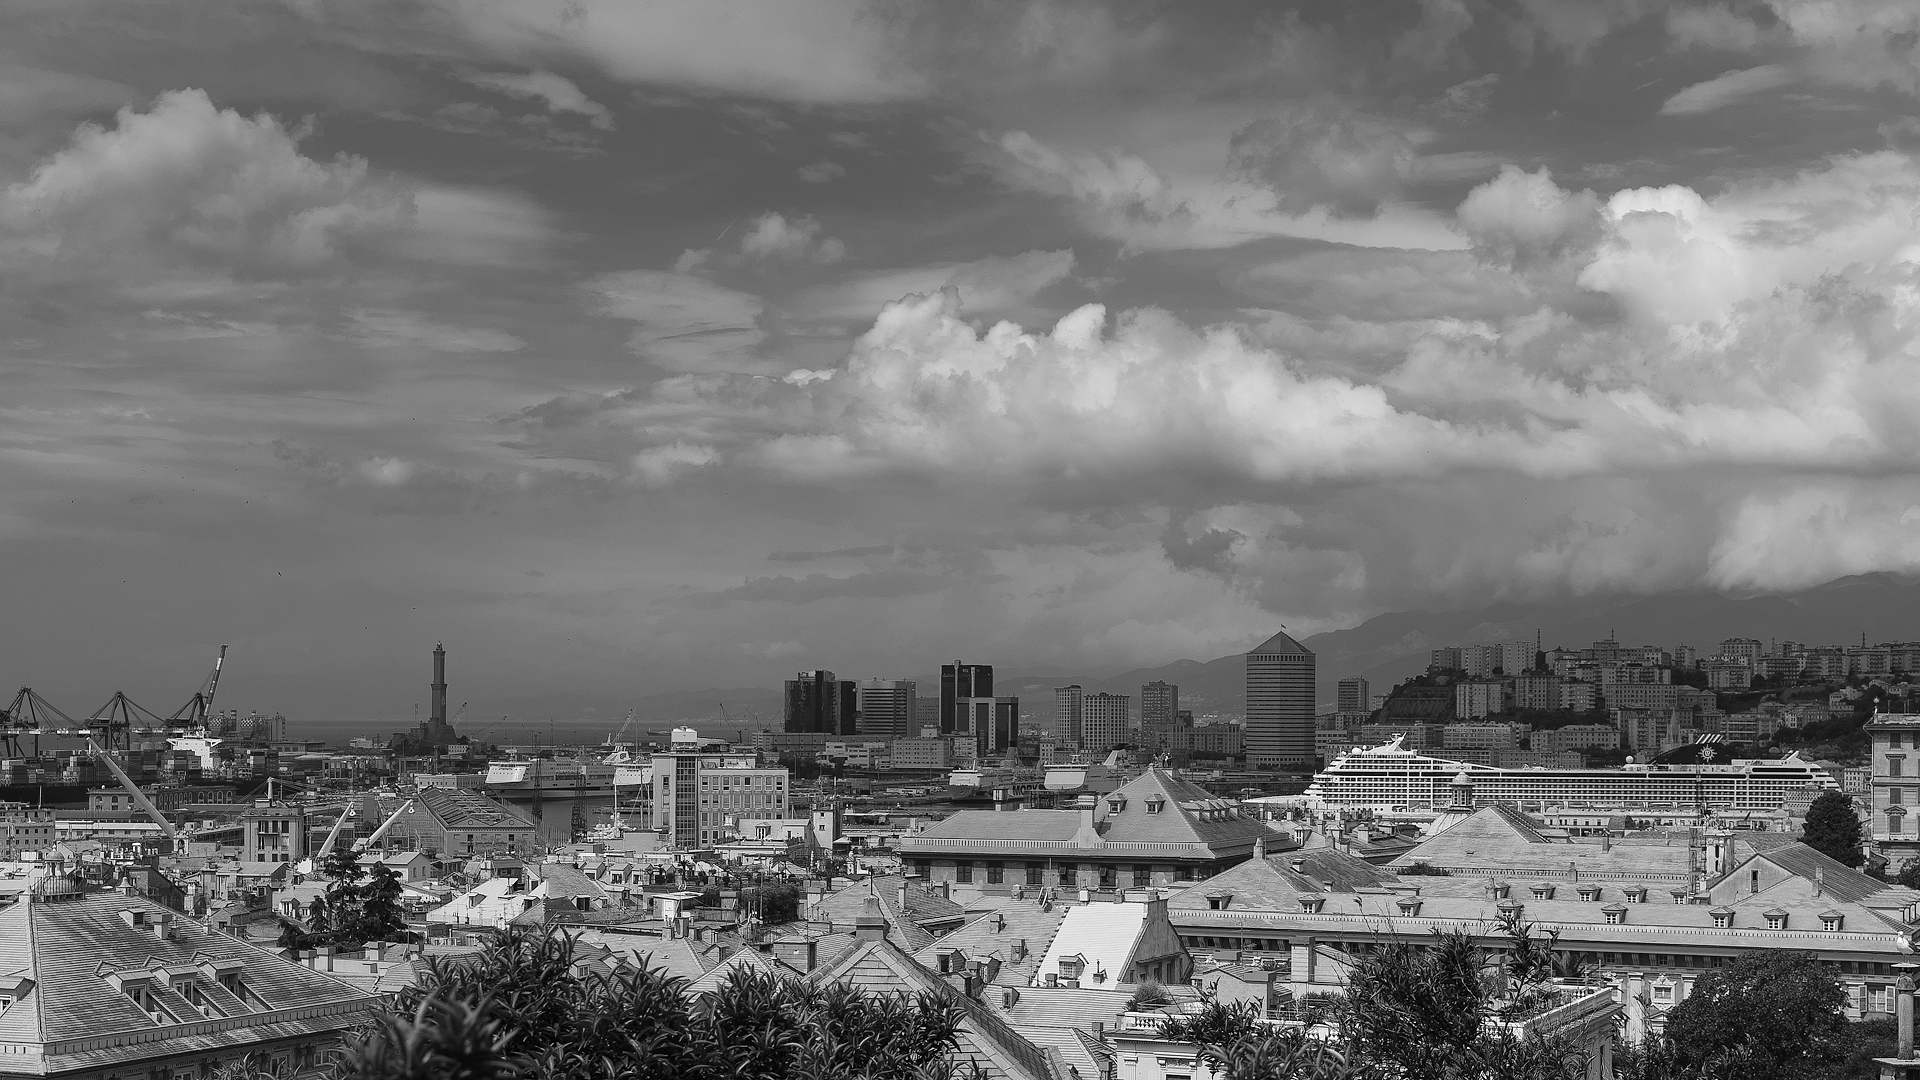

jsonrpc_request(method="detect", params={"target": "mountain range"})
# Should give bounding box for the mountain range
[473,574,1920,728]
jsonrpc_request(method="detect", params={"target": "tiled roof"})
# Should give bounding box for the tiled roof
[1034,903,1150,988]
[1742,846,1889,904]
[1097,770,1272,849]
[1167,850,1396,912]
[811,877,969,952]
[991,985,1132,1031]
[0,892,377,1075]
[809,938,1062,1080]
[913,897,1069,987]
[913,812,1086,844]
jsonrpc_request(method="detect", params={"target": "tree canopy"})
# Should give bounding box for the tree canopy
[1802,791,1865,866]
[1621,951,1849,1080]
[310,928,969,1080]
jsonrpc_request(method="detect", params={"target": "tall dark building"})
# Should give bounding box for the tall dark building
[940,662,994,757]
[1246,630,1315,770]
[991,697,1020,755]
[1141,680,1178,751]
[785,670,857,735]
[431,642,447,727]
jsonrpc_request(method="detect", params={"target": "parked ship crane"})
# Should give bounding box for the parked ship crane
[168,644,229,729]
[311,799,416,863]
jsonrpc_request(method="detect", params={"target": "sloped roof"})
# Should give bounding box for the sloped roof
[913,812,1086,844]
[414,788,535,830]
[1167,849,1396,911]
[1743,845,1891,904]
[812,876,970,953]
[1101,769,1272,850]
[0,893,376,1074]
[810,938,1062,1080]
[913,897,1070,987]
[1249,630,1311,656]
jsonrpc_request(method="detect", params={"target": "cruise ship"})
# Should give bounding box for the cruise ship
[1303,736,1837,813]
[483,756,617,797]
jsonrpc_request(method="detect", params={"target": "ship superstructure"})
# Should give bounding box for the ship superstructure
[1303,736,1837,813]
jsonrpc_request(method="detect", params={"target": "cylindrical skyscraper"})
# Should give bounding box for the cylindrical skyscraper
[432,642,448,726]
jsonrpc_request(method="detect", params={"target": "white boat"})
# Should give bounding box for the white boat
[483,756,616,796]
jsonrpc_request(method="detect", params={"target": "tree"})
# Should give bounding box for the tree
[1802,791,1864,866]
[740,881,801,925]
[1160,920,1591,1080]
[1625,951,1848,1080]
[309,927,970,1080]
[350,864,411,945]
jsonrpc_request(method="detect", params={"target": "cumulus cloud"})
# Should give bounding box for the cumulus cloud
[0,89,406,282]
[737,212,845,264]
[1456,165,1603,268]
[465,70,617,129]
[797,160,847,184]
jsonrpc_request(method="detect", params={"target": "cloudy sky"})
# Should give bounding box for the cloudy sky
[4,0,1919,718]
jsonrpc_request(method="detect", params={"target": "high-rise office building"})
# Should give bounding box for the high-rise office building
[1247,630,1315,769]
[941,662,994,757]
[1054,685,1083,748]
[1082,693,1131,753]
[1140,681,1179,751]
[991,697,1020,755]
[785,670,856,735]
[1336,677,1370,715]
[855,679,917,737]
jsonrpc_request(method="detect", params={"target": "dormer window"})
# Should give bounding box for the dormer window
[1710,907,1734,929]
[1497,898,1522,919]
[1396,897,1422,916]
[1602,903,1626,925]
[1297,894,1324,914]
[1108,797,1127,814]
[1577,885,1601,901]
[1145,798,1165,814]
[1207,892,1233,911]
[1821,911,1844,932]
[1764,909,1788,930]
[1626,886,1648,904]
[1489,881,1510,900]
[1530,883,1555,900]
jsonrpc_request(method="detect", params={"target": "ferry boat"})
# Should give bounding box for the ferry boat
[483,755,617,797]
[1303,736,1837,813]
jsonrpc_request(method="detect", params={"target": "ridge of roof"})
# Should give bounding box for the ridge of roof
[1249,630,1311,656]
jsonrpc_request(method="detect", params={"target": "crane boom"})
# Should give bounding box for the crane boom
[203,644,228,718]
[313,806,354,861]
[87,739,177,841]
[357,800,414,851]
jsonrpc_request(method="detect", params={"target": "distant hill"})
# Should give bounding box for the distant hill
[475,575,1920,725]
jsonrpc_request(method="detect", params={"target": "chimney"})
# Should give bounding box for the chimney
[1815,867,1825,898]
[899,880,909,913]
[1013,938,1028,961]
[853,895,888,942]
[1602,833,1611,852]
[991,912,1005,933]
[1899,964,1919,1061]
[319,946,334,972]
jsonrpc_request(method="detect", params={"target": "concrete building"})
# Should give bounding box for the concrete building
[1869,713,1920,870]
[375,788,536,858]
[1335,677,1369,716]
[891,736,957,771]
[941,663,996,758]
[856,679,918,738]
[651,750,789,848]
[1054,685,1084,750]
[899,769,1270,891]
[786,670,857,735]
[1247,630,1315,771]
[1717,638,1765,668]
[1140,681,1179,751]
[0,884,378,1078]
[1513,672,1560,711]
[0,801,56,858]
[1453,680,1506,720]
[240,800,309,865]
[1531,724,1620,754]
[1702,658,1754,691]
[1082,693,1131,754]
[991,697,1021,756]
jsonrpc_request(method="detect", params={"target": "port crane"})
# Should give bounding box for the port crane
[168,644,229,729]
[311,798,417,864]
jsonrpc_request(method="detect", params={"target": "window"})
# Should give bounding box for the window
[1893,758,1905,778]
[1133,866,1151,887]
[1098,865,1115,889]
[1058,865,1074,887]
[1765,911,1788,930]
[986,861,1004,885]
[1711,909,1733,928]
[1749,869,1760,895]
[1823,913,1844,931]
[1894,733,1905,750]
[1026,863,1043,886]
[955,862,973,884]
[1652,982,1673,1004]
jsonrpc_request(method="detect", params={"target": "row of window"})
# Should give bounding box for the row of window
[916,859,1204,887]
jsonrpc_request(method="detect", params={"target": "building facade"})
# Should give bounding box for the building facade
[1868,712,1920,869]
[941,663,995,757]
[898,769,1269,890]
[1335,677,1369,716]
[1141,681,1180,751]
[1246,630,1315,770]
[786,670,857,735]
[651,750,790,848]
[1082,693,1132,753]
[856,679,917,738]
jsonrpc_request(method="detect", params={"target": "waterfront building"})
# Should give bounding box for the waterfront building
[1306,737,1835,812]
[856,679,917,738]
[650,749,789,848]
[370,788,536,858]
[786,670,857,736]
[898,768,1269,891]
[1246,631,1315,771]
[0,882,377,1077]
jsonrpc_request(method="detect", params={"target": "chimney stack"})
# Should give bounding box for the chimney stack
[853,895,887,942]
[1898,964,1918,1062]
